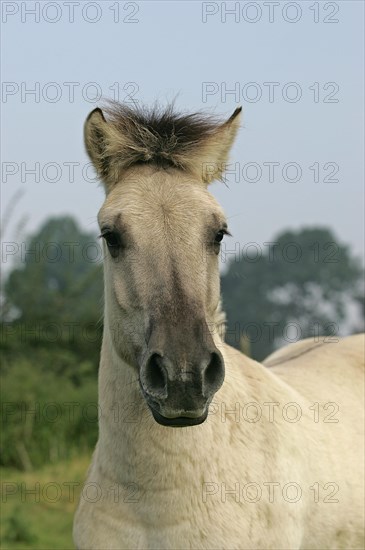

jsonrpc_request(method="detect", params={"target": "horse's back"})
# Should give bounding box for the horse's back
[264,333,364,400]
[264,334,364,549]
[264,333,364,369]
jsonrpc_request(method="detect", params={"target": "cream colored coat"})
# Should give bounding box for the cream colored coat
[73,104,364,549]
[74,331,364,549]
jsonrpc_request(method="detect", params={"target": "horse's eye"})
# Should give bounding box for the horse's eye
[214,231,225,244]
[101,231,121,256]
[103,232,119,247]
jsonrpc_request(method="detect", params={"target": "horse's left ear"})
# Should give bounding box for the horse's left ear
[84,107,124,192]
[199,107,242,185]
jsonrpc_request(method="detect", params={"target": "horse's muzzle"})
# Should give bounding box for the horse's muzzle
[139,347,225,428]
[148,405,209,428]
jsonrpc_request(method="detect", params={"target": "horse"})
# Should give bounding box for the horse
[73,102,364,549]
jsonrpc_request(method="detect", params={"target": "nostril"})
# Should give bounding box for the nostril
[203,352,225,395]
[143,353,167,398]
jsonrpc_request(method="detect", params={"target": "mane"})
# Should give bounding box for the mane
[101,102,224,171]
[85,101,242,186]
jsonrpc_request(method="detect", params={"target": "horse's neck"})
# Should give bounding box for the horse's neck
[95,325,276,486]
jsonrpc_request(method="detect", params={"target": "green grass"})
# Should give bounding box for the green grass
[1,455,91,550]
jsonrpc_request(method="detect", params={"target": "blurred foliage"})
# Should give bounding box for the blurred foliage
[0,455,89,549]
[1,357,97,470]
[3,216,103,324]
[1,217,101,469]
[2,506,36,544]
[221,227,364,360]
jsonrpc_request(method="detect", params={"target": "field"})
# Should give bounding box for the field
[1,455,91,550]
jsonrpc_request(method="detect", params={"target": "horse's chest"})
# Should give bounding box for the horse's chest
[105,491,301,550]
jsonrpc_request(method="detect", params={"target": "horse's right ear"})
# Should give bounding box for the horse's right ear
[84,108,117,192]
[198,106,242,184]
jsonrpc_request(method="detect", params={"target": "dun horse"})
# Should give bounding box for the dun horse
[73,103,364,549]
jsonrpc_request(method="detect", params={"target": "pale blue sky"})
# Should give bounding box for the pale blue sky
[1,0,364,261]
